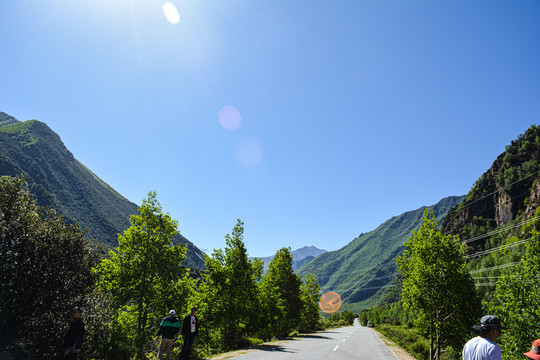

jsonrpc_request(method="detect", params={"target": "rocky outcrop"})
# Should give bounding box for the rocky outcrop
[442,125,540,243]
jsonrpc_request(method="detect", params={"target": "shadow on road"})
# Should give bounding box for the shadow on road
[255,344,294,353]
[293,334,332,340]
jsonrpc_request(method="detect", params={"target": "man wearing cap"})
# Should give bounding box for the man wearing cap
[463,315,505,360]
[524,339,540,360]
[156,310,180,360]
[180,307,199,360]
[62,307,85,359]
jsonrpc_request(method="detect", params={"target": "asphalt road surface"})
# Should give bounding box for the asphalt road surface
[226,319,400,360]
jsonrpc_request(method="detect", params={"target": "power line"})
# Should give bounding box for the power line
[465,238,531,259]
[461,216,540,245]
[469,262,520,274]
[446,169,540,217]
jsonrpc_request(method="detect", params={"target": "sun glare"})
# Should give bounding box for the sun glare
[236,137,264,168]
[162,2,180,24]
[218,105,242,131]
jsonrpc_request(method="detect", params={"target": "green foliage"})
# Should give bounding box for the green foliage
[326,310,358,325]
[397,209,482,360]
[362,301,417,328]
[298,273,321,332]
[376,324,430,360]
[94,191,191,359]
[0,118,205,268]
[297,196,464,310]
[493,230,540,360]
[0,176,96,359]
[259,247,302,338]
[199,219,263,351]
[237,337,264,347]
[0,120,39,147]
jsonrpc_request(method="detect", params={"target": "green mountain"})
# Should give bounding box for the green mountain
[297,195,464,312]
[440,124,540,294]
[253,246,328,272]
[0,112,205,269]
[442,124,540,246]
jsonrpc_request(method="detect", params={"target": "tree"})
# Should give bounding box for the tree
[201,219,262,350]
[260,247,302,338]
[0,176,96,359]
[396,209,481,360]
[299,274,321,332]
[94,191,191,359]
[494,230,540,360]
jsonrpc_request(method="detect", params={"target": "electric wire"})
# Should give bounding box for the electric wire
[465,238,531,259]
[469,262,519,273]
[445,169,540,217]
[460,216,540,245]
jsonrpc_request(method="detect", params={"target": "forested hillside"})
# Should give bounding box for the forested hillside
[441,124,540,292]
[361,125,540,360]
[0,112,205,268]
[297,195,463,312]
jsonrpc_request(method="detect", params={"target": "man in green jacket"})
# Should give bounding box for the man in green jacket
[156,310,180,360]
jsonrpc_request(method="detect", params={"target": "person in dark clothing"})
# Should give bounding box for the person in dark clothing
[62,307,84,359]
[179,307,199,360]
[156,310,180,360]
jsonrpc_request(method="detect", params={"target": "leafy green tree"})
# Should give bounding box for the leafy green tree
[201,219,262,350]
[0,176,96,359]
[260,247,302,338]
[396,209,481,360]
[494,230,540,360]
[258,270,283,339]
[94,191,191,359]
[299,273,321,332]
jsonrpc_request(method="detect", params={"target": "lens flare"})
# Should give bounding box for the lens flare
[235,137,263,168]
[319,292,342,314]
[218,105,242,131]
[163,3,180,24]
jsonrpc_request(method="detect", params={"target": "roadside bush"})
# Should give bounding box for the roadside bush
[376,324,429,360]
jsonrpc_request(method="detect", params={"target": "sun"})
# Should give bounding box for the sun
[162,2,180,24]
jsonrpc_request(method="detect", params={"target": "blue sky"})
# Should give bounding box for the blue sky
[1,1,539,257]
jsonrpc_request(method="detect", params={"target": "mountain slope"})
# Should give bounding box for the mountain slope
[0,112,205,268]
[297,196,464,311]
[442,124,540,245]
[253,246,328,272]
[439,124,540,296]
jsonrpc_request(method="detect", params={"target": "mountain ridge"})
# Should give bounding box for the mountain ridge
[297,195,464,311]
[251,245,328,271]
[0,112,205,269]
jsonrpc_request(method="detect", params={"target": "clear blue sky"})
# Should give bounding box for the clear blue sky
[1,1,539,257]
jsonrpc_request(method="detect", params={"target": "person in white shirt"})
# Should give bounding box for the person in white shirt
[180,307,199,360]
[463,315,506,360]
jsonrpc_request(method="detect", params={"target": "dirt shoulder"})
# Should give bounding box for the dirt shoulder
[372,329,417,360]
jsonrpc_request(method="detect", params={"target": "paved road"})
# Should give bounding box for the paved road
[226,320,399,360]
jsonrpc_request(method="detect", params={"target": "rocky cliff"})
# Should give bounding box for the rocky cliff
[442,125,540,249]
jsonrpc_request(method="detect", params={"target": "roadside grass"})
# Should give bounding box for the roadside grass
[375,324,429,360]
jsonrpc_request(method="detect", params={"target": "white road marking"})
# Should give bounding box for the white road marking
[333,346,340,352]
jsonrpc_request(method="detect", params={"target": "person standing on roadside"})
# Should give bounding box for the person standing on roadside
[463,315,506,360]
[62,307,85,359]
[179,307,199,360]
[156,310,180,360]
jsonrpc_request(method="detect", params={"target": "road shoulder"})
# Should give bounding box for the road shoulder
[372,329,417,360]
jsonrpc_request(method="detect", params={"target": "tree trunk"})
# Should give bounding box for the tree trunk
[429,321,434,360]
